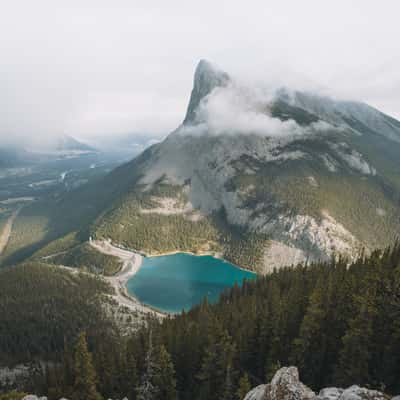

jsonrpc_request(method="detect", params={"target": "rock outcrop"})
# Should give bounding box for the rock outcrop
[19,367,399,400]
[244,367,396,400]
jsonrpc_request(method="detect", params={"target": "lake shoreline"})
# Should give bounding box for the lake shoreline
[89,239,166,317]
[141,249,257,275]
[126,250,256,314]
[91,239,256,315]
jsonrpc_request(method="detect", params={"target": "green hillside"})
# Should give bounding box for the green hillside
[0,262,114,365]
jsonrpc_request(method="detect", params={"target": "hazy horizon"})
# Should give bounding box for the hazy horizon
[1,0,399,149]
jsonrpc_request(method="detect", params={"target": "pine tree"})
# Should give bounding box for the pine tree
[236,373,251,400]
[265,361,281,382]
[72,332,102,400]
[136,331,158,400]
[222,363,234,400]
[292,274,329,387]
[125,346,139,400]
[154,345,177,400]
[197,324,236,400]
[335,259,379,387]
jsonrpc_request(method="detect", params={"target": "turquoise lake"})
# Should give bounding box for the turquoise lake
[126,253,256,313]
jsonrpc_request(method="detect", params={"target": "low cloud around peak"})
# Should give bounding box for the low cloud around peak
[179,79,335,138]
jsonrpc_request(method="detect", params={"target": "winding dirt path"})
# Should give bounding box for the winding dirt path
[0,206,22,256]
[89,239,164,317]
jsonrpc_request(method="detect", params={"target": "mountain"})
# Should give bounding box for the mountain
[54,135,97,153]
[11,60,400,271]
[83,60,400,271]
[0,136,96,169]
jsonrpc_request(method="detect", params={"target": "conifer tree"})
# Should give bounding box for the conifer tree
[154,345,177,400]
[136,331,158,400]
[197,324,236,400]
[292,274,329,387]
[125,347,139,400]
[236,373,251,400]
[222,363,234,400]
[72,332,102,400]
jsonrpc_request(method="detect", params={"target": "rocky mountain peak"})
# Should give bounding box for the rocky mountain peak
[183,59,230,125]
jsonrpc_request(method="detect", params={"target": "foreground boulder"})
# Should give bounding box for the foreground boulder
[244,367,394,400]
[318,386,388,400]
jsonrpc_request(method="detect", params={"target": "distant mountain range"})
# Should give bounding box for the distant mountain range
[0,135,97,168]
[54,135,97,153]
[21,60,400,272]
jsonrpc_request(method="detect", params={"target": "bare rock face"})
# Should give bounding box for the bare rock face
[243,367,393,400]
[244,385,268,400]
[265,367,316,400]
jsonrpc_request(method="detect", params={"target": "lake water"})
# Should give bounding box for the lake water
[126,253,256,313]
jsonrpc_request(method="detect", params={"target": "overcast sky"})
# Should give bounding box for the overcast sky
[1,0,399,147]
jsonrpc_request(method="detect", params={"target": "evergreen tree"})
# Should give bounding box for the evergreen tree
[197,324,236,400]
[136,331,158,400]
[292,275,330,386]
[222,363,234,400]
[236,373,251,400]
[125,345,139,400]
[154,345,177,400]
[265,361,281,382]
[72,332,102,400]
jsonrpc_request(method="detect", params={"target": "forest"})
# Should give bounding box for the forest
[1,244,399,400]
[0,262,115,366]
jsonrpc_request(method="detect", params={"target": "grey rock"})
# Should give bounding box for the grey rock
[22,396,47,400]
[244,367,389,400]
[244,384,267,400]
[339,386,387,400]
[318,387,343,400]
[264,367,315,400]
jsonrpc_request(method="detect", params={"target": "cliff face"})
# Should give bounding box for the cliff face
[244,367,397,400]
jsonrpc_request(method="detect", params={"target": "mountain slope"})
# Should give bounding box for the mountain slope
[87,60,400,271]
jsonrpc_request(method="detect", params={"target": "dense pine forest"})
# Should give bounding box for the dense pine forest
[0,263,115,366]
[1,244,399,399]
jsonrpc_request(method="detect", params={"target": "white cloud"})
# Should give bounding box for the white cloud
[180,83,333,138]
